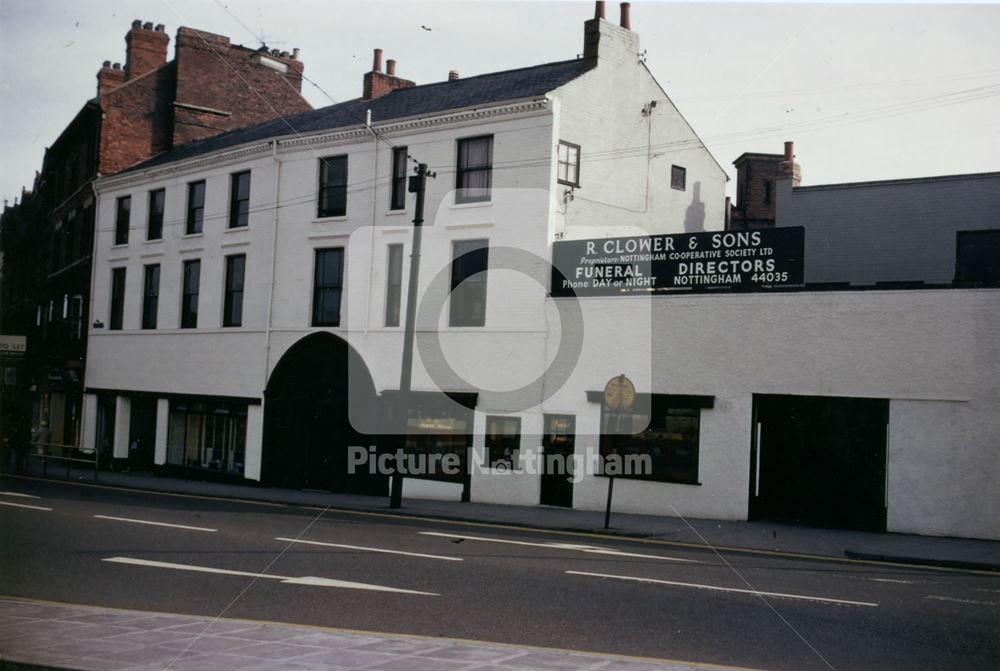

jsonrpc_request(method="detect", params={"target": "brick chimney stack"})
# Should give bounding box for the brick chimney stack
[583,0,639,63]
[778,141,802,187]
[125,20,169,80]
[362,48,415,100]
[97,60,126,96]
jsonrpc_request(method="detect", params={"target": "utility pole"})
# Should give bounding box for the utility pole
[390,162,435,508]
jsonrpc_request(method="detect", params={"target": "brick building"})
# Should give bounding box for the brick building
[0,19,311,459]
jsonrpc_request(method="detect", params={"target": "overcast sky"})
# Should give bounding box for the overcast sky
[1,1,998,205]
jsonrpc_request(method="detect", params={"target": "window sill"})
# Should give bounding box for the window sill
[111,243,129,250]
[594,473,702,486]
[557,180,580,189]
[384,209,409,217]
[143,238,163,245]
[181,232,204,239]
[224,225,250,233]
[313,215,348,223]
[451,200,493,210]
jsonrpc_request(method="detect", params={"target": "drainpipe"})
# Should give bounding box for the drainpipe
[263,139,282,387]
[364,108,379,334]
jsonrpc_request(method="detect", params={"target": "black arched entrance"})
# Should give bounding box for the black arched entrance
[262,333,386,495]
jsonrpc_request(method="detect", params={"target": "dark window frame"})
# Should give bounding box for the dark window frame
[147,188,165,240]
[317,156,348,218]
[385,243,403,327]
[229,171,251,229]
[449,239,489,327]
[485,415,521,468]
[222,254,245,328]
[186,180,206,235]
[312,248,345,327]
[114,196,130,245]
[390,146,408,211]
[455,135,494,204]
[598,394,702,485]
[109,267,126,330]
[557,140,581,187]
[180,259,201,329]
[671,165,687,192]
[141,264,160,330]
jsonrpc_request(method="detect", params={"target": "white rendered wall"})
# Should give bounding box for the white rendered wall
[550,19,728,240]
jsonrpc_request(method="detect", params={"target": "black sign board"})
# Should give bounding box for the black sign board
[551,227,804,296]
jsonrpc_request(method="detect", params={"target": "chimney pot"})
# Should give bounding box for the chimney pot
[386,59,396,76]
[620,2,631,30]
[280,50,289,58]
[142,21,153,30]
[372,48,383,73]
[784,141,794,161]
[595,1,605,19]
[102,60,111,68]
[113,62,121,70]
[132,19,141,28]
[448,70,460,81]
[292,47,300,59]
[154,23,165,32]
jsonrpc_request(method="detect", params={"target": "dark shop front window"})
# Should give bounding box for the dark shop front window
[485,415,521,468]
[167,401,247,475]
[600,395,701,484]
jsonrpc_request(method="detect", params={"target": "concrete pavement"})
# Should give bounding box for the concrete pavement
[0,597,750,671]
[5,463,999,573]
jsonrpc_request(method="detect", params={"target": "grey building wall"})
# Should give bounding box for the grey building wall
[775,172,1000,285]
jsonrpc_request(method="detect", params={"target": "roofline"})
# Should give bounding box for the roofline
[637,61,729,182]
[792,170,1000,192]
[733,152,784,165]
[97,95,554,188]
[404,57,585,92]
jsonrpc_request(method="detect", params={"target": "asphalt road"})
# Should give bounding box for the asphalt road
[1,477,998,671]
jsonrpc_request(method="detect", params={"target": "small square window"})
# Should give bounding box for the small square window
[485,415,521,468]
[671,165,687,191]
[557,141,580,187]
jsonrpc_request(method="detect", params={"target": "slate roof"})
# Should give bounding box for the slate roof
[126,59,593,173]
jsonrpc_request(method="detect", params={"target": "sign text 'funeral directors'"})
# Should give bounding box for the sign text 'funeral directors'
[550,227,804,296]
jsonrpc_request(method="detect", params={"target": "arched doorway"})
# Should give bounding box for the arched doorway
[262,333,386,495]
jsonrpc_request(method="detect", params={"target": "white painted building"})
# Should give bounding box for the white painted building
[83,6,1000,541]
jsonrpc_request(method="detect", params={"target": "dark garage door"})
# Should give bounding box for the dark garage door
[750,394,889,532]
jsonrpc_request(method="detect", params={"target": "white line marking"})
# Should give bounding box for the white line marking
[101,557,437,595]
[567,571,879,607]
[0,500,52,511]
[420,531,699,563]
[926,595,999,607]
[867,578,913,584]
[0,491,40,499]
[276,537,463,561]
[93,514,216,532]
